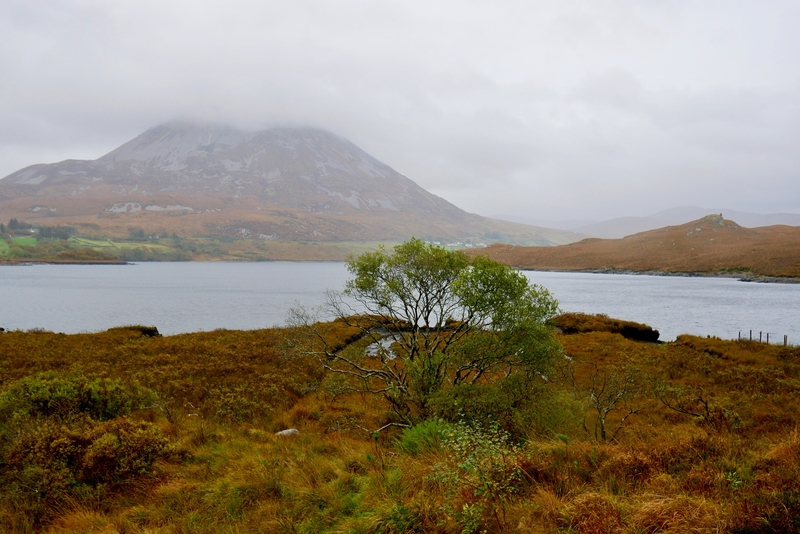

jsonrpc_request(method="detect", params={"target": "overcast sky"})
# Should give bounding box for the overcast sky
[1,1,798,222]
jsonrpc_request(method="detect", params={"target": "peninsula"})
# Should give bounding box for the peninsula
[467,214,800,281]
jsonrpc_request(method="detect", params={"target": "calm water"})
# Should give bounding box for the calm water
[2,262,799,342]
[523,271,799,343]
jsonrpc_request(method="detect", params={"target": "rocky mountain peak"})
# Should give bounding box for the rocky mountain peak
[0,122,452,215]
[0,123,579,246]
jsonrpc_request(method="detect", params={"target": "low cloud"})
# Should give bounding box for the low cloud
[1,0,799,221]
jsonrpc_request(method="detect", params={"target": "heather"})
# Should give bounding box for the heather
[0,316,798,533]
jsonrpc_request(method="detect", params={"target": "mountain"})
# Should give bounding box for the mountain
[488,214,597,231]
[573,207,800,238]
[492,207,800,238]
[467,215,800,279]
[0,123,578,246]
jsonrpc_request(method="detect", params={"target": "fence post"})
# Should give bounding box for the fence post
[759,331,762,343]
[786,335,789,347]
[767,332,770,344]
[750,330,752,340]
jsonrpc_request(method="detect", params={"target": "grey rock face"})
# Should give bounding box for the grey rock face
[0,122,463,219]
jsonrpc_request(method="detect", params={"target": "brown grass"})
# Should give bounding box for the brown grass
[0,190,578,249]
[0,318,798,533]
[467,214,800,278]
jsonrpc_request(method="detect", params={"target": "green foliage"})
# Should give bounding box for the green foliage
[7,218,31,231]
[430,421,527,532]
[0,372,154,422]
[428,374,582,440]
[1,416,172,527]
[371,503,426,533]
[1,237,119,262]
[37,225,75,240]
[128,227,148,241]
[117,245,192,261]
[306,238,562,426]
[428,380,524,438]
[0,373,173,528]
[5,416,171,485]
[394,418,449,455]
[55,248,119,261]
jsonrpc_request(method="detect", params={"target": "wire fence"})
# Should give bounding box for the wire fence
[738,330,790,346]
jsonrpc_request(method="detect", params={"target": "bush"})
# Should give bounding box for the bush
[0,373,173,528]
[1,416,172,525]
[56,248,118,261]
[5,416,171,484]
[429,421,528,532]
[428,374,577,441]
[395,419,449,455]
[0,372,155,422]
[429,382,523,437]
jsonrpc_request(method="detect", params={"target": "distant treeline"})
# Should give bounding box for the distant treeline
[2,219,75,240]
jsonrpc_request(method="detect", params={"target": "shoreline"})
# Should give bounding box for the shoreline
[0,259,129,266]
[1,258,797,283]
[517,267,800,284]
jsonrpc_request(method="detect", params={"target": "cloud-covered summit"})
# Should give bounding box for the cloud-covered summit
[0,123,578,245]
[1,1,799,222]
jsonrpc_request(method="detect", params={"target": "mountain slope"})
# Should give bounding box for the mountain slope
[493,207,800,238]
[0,123,579,246]
[468,215,800,279]
[573,207,800,239]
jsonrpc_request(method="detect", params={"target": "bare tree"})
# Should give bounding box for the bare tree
[562,357,646,441]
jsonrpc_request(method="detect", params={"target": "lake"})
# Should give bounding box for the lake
[2,262,799,343]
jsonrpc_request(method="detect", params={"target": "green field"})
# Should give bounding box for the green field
[70,236,174,253]
[10,236,37,246]
[5,234,392,262]
[71,236,394,261]
[0,236,37,256]
[70,236,117,249]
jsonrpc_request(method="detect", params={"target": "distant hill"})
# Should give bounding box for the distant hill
[467,215,800,279]
[0,123,577,247]
[493,207,800,238]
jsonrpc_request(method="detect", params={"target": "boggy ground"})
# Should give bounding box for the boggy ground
[0,315,798,533]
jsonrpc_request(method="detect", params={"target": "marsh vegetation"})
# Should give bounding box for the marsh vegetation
[1,241,798,533]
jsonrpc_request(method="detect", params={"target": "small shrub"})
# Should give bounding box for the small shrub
[0,372,155,422]
[430,421,527,532]
[371,503,426,533]
[0,373,174,529]
[428,375,556,440]
[395,419,449,455]
[80,418,172,484]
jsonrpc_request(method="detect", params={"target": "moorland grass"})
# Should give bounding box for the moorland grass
[0,317,798,533]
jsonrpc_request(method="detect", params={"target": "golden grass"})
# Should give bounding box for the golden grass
[0,319,798,533]
[630,495,725,533]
